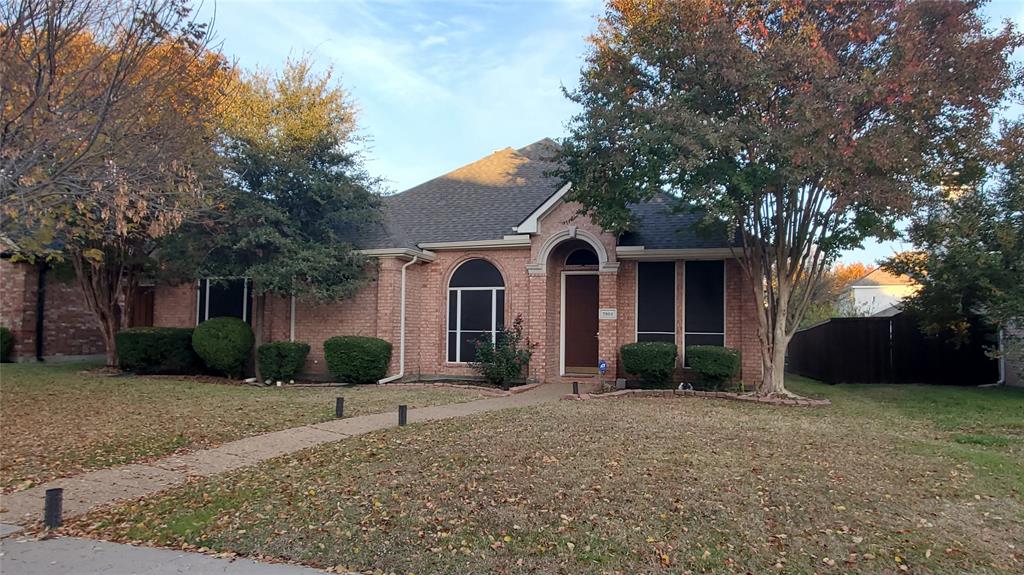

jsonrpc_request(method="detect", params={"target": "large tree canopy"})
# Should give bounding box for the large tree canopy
[887,120,1023,350]
[1,0,229,366]
[165,58,382,303]
[558,0,1021,394]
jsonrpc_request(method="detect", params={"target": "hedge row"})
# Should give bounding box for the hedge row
[116,319,391,385]
[619,342,741,390]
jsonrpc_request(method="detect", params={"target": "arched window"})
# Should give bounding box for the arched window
[448,259,505,362]
[565,248,599,266]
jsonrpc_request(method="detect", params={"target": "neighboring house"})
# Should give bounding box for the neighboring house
[836,268,919,317]
[0,240,107,361]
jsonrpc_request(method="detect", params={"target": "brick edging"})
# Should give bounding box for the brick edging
[376,381,543,397]
[561,388,831,407]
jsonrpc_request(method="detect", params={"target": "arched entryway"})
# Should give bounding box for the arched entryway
[549,239,600,375]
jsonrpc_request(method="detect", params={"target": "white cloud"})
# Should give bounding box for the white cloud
[420,35,448,48]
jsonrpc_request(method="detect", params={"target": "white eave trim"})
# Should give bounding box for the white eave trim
[615,246,738,260]
[513,182,572,234]
[418,236,531,250]
[359,248,436,262]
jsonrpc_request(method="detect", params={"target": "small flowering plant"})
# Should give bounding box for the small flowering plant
[472,313,535,390]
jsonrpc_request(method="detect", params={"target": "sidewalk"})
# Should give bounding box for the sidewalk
[0,536,328,574]
[0,382,574,529]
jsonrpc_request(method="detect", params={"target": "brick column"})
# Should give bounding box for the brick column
[598,270,620,387]
[527,271,548,382]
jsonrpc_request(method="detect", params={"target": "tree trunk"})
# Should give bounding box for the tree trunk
[70,246,137,368]
[760,326,790,395]
[252,288,264,382]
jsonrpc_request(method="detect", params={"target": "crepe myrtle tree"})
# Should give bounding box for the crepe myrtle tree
[558,0,1021,395]
[0,0,228,366]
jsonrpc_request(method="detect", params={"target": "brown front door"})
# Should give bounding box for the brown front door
[564,273,599,373]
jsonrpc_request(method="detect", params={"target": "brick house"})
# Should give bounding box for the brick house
[1,139,762,383]
[146,138,762,385]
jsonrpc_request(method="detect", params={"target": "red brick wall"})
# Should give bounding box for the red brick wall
[145,205,765,385]
[153,283,197,328]
[0,260,104,360]
[1,259,36,360]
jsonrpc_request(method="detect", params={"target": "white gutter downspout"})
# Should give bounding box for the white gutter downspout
[378,256,418,384]
[289,295,296,342]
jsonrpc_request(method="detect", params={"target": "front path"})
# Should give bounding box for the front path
[0,383,576,528]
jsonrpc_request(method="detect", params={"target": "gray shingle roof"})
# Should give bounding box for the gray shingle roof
[353,138,733,251]
[619,194,735,249]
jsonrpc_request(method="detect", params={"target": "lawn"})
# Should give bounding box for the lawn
[66,377,1023,574]
[0,362,487,492]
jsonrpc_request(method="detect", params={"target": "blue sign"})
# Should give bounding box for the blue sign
[598,359,608,374]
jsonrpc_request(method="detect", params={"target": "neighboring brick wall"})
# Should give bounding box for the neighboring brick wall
[41,273,105,357]
[1,259,36,360]
[153,283,197,328]
[0,259,104,360]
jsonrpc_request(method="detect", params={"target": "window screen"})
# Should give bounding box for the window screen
[447,259,505,362]
[636,261,676,342]
[197,278,252,324]
[684,260,725,363]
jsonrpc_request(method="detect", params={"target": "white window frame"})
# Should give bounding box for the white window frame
[681,261,727,365]
[635,260,677,343]
[446,286,505,364]
[196,277,250,325]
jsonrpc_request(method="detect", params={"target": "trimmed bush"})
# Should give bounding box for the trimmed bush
[0,326,13,362]
[116,327,199,374]
[687,345,741,390]
[192,317,254,378]
[620,342,678,387]
[258,341,311,382]
[324,336,392,385]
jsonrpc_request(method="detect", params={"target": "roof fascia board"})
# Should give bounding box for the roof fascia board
[615,246,739,260]
[514,182,572,234]
[359,248,436,262]
[418,236,531,250]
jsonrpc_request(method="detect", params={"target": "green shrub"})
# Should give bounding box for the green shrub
[257,341,310,382]
[192,317,254,378]
[0,326,13,362]
[472,314,535,389]
[116,327,200,374]
[686,345,741,390]
[620,342,678,387]
[323,336,392,384]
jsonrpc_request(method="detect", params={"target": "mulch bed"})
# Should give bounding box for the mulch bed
[564,387,831,406]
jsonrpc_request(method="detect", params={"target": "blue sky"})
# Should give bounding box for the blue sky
[199,0,1023,265]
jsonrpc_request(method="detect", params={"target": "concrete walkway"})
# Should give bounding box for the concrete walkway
[0,536,328,574]
[0,382,576,528]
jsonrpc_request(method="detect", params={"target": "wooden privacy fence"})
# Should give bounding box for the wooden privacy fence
[787,312,998,385]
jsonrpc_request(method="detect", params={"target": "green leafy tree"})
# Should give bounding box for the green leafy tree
[886,120,1023,356]
[161,58,382,369]
[558,0,1021,395]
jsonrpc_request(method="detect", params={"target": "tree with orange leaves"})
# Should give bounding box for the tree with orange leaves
[0,0,230,366]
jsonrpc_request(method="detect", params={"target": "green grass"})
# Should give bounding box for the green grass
[787,375,1024,497]
[0,362,486,491]
[66,375,1024,574]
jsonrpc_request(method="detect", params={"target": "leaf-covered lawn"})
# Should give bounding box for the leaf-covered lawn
[0,362,486,492]
[67,377,1023,574]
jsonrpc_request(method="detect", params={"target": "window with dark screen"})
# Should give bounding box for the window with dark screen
[684,261,725,361]
[197,278,252,324]
[636,261,676,342]
[447,259,505,362]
